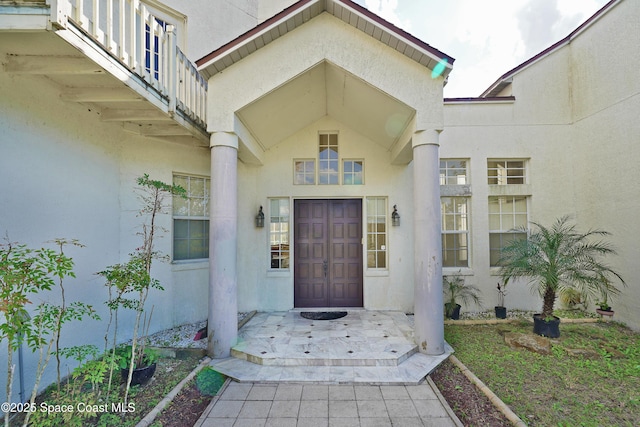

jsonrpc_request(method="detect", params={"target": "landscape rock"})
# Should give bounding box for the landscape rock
[504,332,551,355]
[565,348,600,358]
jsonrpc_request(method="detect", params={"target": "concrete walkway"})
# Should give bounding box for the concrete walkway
[195,379,462,427]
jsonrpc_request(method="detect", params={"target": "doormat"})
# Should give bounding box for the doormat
[300,311,348,320]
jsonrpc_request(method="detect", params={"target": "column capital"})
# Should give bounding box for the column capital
[210,131,239,150]
[412,129,442,149]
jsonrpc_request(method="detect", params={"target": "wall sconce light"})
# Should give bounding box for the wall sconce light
[391,205,400,226]
[255,206,265,228]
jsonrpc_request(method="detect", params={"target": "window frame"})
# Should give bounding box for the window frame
[293,159,316,185]
[172,174,210,262]
[441,197,470,268]
[440,159,469,185]
[268,198,291,270]
[342,159,364,185]
[318,132,339,185]
[366,197,388,270]
[487,159,527,185]
[488,196,529,266]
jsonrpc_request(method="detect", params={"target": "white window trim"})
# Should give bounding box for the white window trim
[172,173,210,263]
[487,158,528,185]
[342,158,365,185]
[441,196,471,268]
[365,196,388,271]
[268,197,291,271]
[440,159,469,185]
[293,159,316,185]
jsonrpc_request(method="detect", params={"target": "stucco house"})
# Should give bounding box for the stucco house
[0,0,638,400]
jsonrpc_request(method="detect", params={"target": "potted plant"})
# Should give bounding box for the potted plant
[495,278,509,319]
[498,216,625,338]
[443,274,483,320]
[116,345,159,385]
[595,294,614,318]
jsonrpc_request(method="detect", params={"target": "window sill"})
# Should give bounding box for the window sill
[171,260,209,271]
[266,270,291,278]
[365,269,389,277]
[442,267,474,276]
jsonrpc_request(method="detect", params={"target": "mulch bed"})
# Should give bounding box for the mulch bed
[152,380,213,427]
[430,359,512,427]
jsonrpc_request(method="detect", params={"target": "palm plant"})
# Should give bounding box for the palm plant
[443,274,482,319]
[498,216,625,320]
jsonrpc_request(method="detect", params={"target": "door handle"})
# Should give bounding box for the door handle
[323,260,328,278]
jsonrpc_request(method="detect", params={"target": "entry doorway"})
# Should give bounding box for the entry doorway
[294,199,363,307]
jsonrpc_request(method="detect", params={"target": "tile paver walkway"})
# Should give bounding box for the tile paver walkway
[195,381,461,427]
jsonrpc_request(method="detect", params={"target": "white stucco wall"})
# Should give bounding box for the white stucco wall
[0,63,209,401]
[568,0,640,328]
[207,13,444,133]
[160,0,294,62]
[441,0,640,327]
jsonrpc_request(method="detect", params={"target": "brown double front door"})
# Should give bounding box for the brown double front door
[294,199,363,308]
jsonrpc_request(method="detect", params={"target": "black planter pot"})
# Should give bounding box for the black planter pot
[445,303,462,320]
[533,314,560,338]
[121,362,157,386]
[494,306,507,319]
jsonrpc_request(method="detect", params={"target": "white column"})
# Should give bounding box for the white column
[208,131,238,358]
[413,129,445,355]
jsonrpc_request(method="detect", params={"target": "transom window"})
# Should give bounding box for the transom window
[441,197,469,267]
[343,160,364,185]
[440,160,468,185]
[488,160,526,185]
[318,132,339,185]
[294,159,315,185]
[489,196,528,266]
[172,174,209,261]
[269,198,290,269]
[366,197,387,269]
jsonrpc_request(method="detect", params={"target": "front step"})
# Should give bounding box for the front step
[211,348,452,385]
[231,338,418,367]
[230,311,417,367]
[210,311,453,384]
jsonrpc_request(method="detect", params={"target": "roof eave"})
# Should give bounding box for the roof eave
[196,0,455,80]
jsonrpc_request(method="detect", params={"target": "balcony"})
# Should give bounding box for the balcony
[0,0,208,145]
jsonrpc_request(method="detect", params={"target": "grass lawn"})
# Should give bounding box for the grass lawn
[445,319,640,426]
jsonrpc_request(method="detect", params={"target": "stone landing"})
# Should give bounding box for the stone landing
[210,311,452,385]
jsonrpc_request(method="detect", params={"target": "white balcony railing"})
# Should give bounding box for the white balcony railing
[49,0,206,127]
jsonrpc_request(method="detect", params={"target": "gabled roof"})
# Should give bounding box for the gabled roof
[481,0,620,98]
[196,0,454,80]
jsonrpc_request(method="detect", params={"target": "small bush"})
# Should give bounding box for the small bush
[195,367,225,396]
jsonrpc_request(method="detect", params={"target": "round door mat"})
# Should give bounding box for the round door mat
[300,311,348,321]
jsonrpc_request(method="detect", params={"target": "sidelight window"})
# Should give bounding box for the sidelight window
[269,198,290,269]
[366,197,387,269]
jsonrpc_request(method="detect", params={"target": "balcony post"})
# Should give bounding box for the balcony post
[167,24,177,115]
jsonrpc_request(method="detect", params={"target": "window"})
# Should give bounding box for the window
[343,160,364,185]
[269,198,290,269]
[173,175,209,261]
[293,159,315,185]
[488,160,526,185]
[489,196,528,266]
[366,197,387,269]
[441,197,469,267]
[440,160,468,185]
[318,132,339,185]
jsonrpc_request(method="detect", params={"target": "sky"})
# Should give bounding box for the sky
[353,0,610,97]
